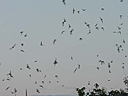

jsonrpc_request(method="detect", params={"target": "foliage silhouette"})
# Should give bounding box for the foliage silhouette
[76,87,86,96]
[76,83,128,96]
[124,77,128,92]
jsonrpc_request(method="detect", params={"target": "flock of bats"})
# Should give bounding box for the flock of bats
[0,0,127,95]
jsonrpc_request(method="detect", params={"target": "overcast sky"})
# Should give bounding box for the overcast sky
[0,0,128,96]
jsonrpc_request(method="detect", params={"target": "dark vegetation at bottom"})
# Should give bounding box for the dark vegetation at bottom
[76,82,128,96]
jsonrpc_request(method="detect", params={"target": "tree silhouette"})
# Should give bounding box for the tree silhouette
[76,87,86,96]
[94,83,99,89]
[76,83,128,96]
[124,77,128,92]
[93,83,107,96]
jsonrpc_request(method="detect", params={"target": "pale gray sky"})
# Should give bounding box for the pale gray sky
[0,0,128,96]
